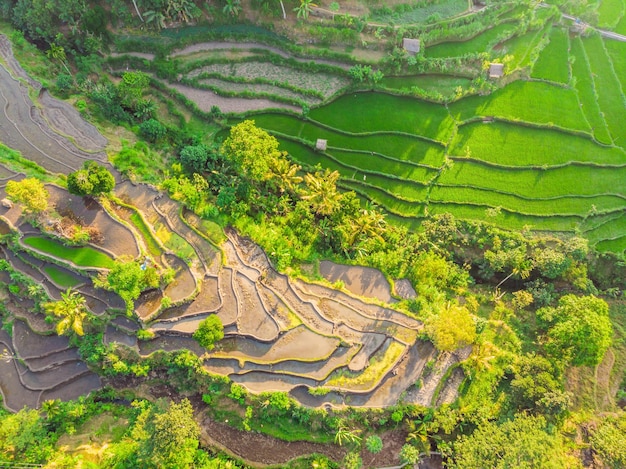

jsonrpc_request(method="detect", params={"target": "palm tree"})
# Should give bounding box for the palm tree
[223,0,243,17]
[44,289,91,336]
[46,43,71,75]
[302,168,342,216]
[344,205,386,248]
[269,158,302,195]
[166,0,198,23]
[144,10,167,30]
[294,0,316,19]
[334,421,362,446]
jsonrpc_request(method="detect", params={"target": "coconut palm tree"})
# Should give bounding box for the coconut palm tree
[343,205,386,248]
[144,9,167,30]
[46,43,71,75]
[223,0,243,17]
[294,0,316,19]
[302,168,342,216]
[269,158,302,195]
[44,289,91,336]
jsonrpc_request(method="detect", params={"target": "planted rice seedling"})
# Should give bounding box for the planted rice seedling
[530,27,570,84]
[426,23,518,58]
[449,121,624,166]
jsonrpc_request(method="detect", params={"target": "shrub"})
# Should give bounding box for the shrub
[192,315,224,350]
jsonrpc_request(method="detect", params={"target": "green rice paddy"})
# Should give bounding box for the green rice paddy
[43,265,83,288]
[425,23,518,58]
[23,236,116,269]
[380,75,472,98]
[531,27,570,84]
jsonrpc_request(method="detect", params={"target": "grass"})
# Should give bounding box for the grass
[154,222,195,262]
[570,37,613,145]
[380,74,472,98]
[449,81,590,133]
[437,159,626,199]
[595,236,626,253]
[325,340,405,390]
[530,27,570,84]
[249,113,446,167]
[448,121,625,166]
[0,144,55,182]
[308,92,456,142]
[369,0,469,24]
[425,23,518,58]
[23,236,115,269]
[43,265,83,288]
[582,214,626,244]
[582,35,626,149]
[341,179,427,217]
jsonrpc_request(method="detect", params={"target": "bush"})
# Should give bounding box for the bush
[139,118,167,142]
[192,315,224,350]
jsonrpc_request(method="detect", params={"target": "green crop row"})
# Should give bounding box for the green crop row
[340,179,426,219]
[598,0,625,29]
[425,22,518,58]
[308,92,455,142]
[582,35,626,149]
[249,113,445,167]
[569,37,613,146]
[604,40,626,107]
[448,121,625,166]
[582,212,626,244]
[499,23,551,71]
[530,27,570,84]
[437,159,626,199]
[449,80,589,133]
[427,202,580,232]
[429,185,626,216]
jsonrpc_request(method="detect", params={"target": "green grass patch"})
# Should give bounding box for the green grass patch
[308,92,455,142]
[437,159,626,199]
[426,23,518,58]
[43,265,83,288]
[129,212,163,259]
[582,212,626,244]
[595,235,626,253]
[617,10,626,34]
[370,0,469,24]
[23,236,115,269]
[582,35,626,149]
[449,80,589,133]
[0,144,54,181]
[380,74,472,98]
[154,223,195,262]
[430,185,626,216]
[598,0,625,29]
[530,27,570,84]
[570,37,613,145]
[249,113,445,167]
[449,121,624,166]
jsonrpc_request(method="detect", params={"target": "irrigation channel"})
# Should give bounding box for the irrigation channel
[0,33,464,467]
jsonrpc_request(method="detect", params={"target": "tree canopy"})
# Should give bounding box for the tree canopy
[426,302,476,352]
[67,160,115,197]
[193,315,224,350]
[6,177,48,214]
[537,294,612,366]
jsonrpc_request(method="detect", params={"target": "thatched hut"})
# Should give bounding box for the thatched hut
[489,63,504,78]
[316,139,327,151]
[402,38,421,55]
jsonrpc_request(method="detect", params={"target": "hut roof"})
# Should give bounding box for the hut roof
[316,139,327,151]
[489,63,504,78]
[402,38,421,55]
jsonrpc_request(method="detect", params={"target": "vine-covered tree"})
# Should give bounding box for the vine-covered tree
[426,302,476,352]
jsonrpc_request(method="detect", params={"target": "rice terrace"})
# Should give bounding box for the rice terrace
[0,0,625,467]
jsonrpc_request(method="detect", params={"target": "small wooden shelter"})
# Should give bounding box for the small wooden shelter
[402,38,421,55]
[488,63,504,78]
[316,139,327,151]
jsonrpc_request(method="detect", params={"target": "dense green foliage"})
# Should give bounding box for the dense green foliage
[67,161,115,197]
[193,314,224,350]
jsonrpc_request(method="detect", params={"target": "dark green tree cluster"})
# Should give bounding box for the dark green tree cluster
[193,314,224,350]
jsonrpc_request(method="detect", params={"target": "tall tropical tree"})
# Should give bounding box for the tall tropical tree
[302,168,342,216]
[44,289,92,336]
[223,0,243,17]
[268,158,302,195]
[143,9,166,29]
[46,42,71,75]
[294,0,316,19]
